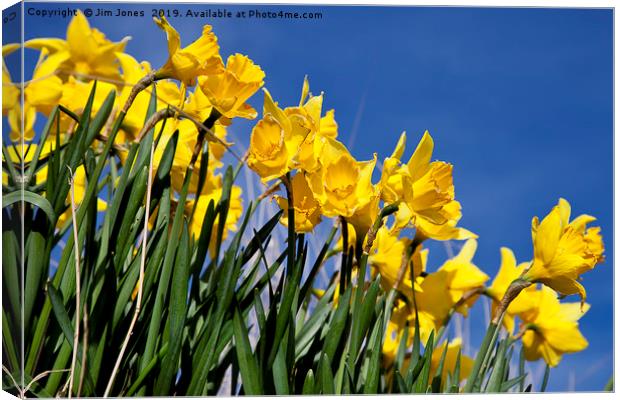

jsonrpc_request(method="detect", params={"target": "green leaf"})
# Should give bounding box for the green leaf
[85,89,116,145]
[232,306,262,395]
[500,375,526,392]
[3,190,56,224]
[47,285,74,347]
[25,106,59,185]
[302,370,316,394]
[154,221,191,394]
[272,329,290,395]
[317,353,335,394]
[413,330,434,393]
[464,321,499,392]
[295,286,333,361]
[604,376,614,392]
[431,339,449,392]
[349,275,381,369]
[267,254,303,367]
[363,313,384,394]
[322,286,352,362]
[485,338,508,393]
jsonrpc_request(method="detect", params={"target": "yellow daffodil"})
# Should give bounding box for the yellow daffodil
[153,16,223,87]
[2,68,19,115]
[186,173,243,253]
[415,269,456,333]
[2,141,54,186]
[247,85,310,181]
[382,299,436,366]
[347,192,381,239]
[519,286,589,367]
[379,131,412,205]
[57,165,107,228]
[3,45,63,141]
[369,226,424,296]
[436,239,489,316]
[306,137,377,218]
[7,102,36,141]
[381,131,476,241]
[274,173,322,233]
[247,78,337,182]
[487,247,537,334]
[115,52,156,138]
[25,10,128,81]
[430,338,474,387]
[334,222,357,253]
[383,300,412,365]
[199,54,264,120]
[288,77,340,173]
[57,77,119,139]
[523,198,603,303]
[247,111,296,182]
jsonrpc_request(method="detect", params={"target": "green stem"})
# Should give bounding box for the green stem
[339,215,349,295]
[463,316,502,393]
[540,364,550,392]
[282,172,296,277]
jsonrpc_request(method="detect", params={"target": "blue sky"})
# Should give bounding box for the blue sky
[14,2,614,392]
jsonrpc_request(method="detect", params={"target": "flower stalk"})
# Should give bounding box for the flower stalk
[492,278,532,325]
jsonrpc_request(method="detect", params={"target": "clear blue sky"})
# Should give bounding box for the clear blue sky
[16,2,613,392]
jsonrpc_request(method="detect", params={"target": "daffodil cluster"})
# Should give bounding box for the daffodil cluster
[2,10,607,385]
[2,11,268,249]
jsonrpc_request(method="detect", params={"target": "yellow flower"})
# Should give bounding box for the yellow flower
[58,77,120,134]
[487,247,537,334]
[116,52,155,138]
[382,299,436,366]
[412,240,487,332]
[274,173,322,233]
[157,119,203,193]
[186,173,243,253]
[24,51,64,115]
[415,270,455,333]
[2,141,53,185]
[436,239,489,316]
[369,226,424,297]
[153,16,223,87]
[382,131,476,241]
[306,137,377,218]
[7,102,36,141]
[2,68,19,115]
[288,77,340,173]
[247,78,337,182]
[383,300,411,365]
[334,222,357,253]
[378,131,413,205]
[3,45,63,140]
[199,54,265,120]
[519,286,589,367]
[523,198,603,303]
[57,165,107,228]
[430,338,474,387]
[347,192,381,239]
[25,10,128,81]
[247,112,294,182]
